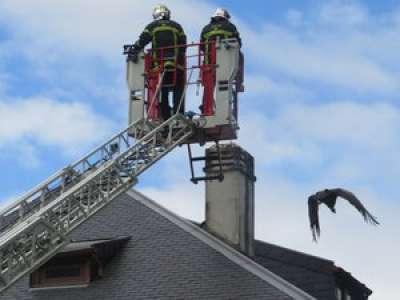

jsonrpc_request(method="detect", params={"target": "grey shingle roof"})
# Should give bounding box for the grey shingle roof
[254,240,337,300]
[2,190,307,300]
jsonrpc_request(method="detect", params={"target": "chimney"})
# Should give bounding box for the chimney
[204,143,256,256]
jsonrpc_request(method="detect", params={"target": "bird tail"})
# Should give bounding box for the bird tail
[311,225,320,242]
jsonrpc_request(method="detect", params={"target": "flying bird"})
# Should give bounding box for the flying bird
[308,188,379,241]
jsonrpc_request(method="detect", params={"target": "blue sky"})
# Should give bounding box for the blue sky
[0,1,399,298]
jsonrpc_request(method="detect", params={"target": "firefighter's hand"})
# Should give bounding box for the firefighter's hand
[124,44,139,54]
[123,44,133,54]
[125,45,139,63]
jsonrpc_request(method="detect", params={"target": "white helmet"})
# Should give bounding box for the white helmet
[153,4,171,20]
[213,8,231,19]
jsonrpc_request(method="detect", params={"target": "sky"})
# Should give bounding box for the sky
[0,0,399,298]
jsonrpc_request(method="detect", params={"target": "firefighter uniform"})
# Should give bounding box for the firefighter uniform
[134,19,187,120]
[200,13,242,115]
[200,16,241,62]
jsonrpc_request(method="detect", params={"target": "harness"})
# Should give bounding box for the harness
[203,25,235,64]
[149,22,185,70]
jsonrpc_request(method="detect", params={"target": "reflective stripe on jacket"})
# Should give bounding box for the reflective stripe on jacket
[134,19,187,69]
[200,17,241,64]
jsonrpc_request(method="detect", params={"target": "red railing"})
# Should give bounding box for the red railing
[144,41,217,120]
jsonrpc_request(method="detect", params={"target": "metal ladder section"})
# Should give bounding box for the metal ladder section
[0,114,193,292]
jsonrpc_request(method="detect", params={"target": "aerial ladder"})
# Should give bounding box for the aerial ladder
[0,38,243,293]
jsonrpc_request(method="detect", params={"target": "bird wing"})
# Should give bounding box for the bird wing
[308,196,320,241]
[333,188,379,225]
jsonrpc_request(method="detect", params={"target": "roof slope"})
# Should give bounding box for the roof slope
[1,190,315,300]
[254,241,337,300]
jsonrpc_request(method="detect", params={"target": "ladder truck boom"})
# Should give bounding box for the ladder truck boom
[0,118,155,237]
[0,114,193,292]
[0,61,168,238]
[0,38,242,293]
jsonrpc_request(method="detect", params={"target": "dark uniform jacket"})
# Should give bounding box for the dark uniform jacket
[200,16,241,50]
[134,19,187,68]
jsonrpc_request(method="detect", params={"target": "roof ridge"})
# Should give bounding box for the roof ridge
[127,189,317,300]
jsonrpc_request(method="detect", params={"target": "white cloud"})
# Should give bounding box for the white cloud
[241,2,400,93]
[0,97,113,157]
[244,25,399,93]
[274,101,399,149]
[140,182,205,223]
[238,101,400,177]
[0,0,214,122]
[319,1,368,26]
[244,75,312,104]
[1,0,399,95]
[238,113,320,167]
[0,0,212,63]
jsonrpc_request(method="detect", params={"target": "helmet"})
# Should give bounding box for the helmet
[153,4,171,20]
[213,8,231,19]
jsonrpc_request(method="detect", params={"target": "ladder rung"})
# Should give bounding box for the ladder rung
[191,175,224,183]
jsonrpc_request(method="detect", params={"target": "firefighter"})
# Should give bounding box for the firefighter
[200,8,243,115]
[131,4,187,121]
[200,8,241,58]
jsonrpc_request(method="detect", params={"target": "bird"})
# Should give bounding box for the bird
[308,188,379,241]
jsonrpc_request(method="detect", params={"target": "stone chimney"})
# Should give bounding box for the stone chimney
[204,143,256,256]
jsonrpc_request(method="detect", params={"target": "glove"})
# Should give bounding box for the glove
[123,44,133,54]
[124,44,139,53]
[125,44,140,63]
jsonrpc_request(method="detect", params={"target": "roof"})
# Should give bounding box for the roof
[1,188,373,300]
[128,190,315,300]
[253,240,337,300]
[1,189,315,300]
[334,267,372,298]
[252,240,372,300]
